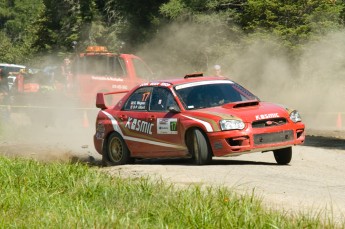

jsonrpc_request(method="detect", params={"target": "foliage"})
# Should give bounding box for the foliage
[159,0,344,55]
[0,156,338,228]
[240,0,343,52]
[99,0,169,52]
[34,0,90,55]
[0,0,44,64]
[0,0,344,70]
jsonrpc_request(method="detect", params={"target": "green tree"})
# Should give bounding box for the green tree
[34,0,89,55]
[100,0,169,52]
[240,0,344,52]
[0,0,44,64]
[1,0,345,67]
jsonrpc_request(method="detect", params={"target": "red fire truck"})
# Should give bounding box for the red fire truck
[13,46,153,108]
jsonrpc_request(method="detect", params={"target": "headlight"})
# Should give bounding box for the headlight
[220,119,245,130]
[290,110,302,123]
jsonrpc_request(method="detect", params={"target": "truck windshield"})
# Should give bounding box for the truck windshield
[132,58,153,79]
[74,55,125,76]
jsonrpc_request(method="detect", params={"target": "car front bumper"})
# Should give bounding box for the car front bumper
[208,122,305,157]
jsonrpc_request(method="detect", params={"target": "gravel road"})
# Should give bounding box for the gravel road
[1,127,345,223]
[102,143,345,223]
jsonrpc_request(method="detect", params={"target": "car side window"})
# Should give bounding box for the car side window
[123,87,152,111]
[149,87,178,112]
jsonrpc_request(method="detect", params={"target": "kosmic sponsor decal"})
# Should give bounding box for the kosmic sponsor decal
[255,113,279,120]
[157,118,178,134]
[102,111,186,150]
[125,117,154,135]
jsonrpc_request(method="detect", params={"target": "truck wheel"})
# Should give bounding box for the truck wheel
[102,132,131,166]
[273,147,292,165]
[192,129,212,165]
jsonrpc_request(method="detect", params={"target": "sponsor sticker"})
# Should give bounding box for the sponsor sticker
[95,122,105,139]
[111,84,128,89]
[255,113,279,120]
[157,118,178,134]
[139,82,171,87]
[130,100,146,110]
[214,141,223,149]
[91,76,124,82]
[125,117,154,135]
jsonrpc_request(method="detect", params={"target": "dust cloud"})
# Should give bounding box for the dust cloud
[138,22,345,131]
[0,102,98,162]
[0,55,99,162]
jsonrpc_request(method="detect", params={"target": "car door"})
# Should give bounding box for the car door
[145,86,188,157]
[119,86,187,158]
[119,86,153,156]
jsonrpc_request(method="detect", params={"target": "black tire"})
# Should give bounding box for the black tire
[273,147,292,165]
[102,132,131,166]
[192,129,212,165]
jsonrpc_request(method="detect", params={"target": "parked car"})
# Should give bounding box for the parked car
[0,63,26,91]
[0,63,26,73]
[94,73,305,166]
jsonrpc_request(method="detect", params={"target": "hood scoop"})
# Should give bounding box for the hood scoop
[223,100,260,109]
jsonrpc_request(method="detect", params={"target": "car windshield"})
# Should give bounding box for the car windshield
[174,80,258,110]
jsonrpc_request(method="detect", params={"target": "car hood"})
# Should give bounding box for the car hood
[186,100,290,123]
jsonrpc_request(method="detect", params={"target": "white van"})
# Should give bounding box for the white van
[0,63,26,90]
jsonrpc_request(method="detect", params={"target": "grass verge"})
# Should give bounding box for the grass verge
[0,156,340,228]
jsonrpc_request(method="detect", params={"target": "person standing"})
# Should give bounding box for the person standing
[0,68,9,96]
[61,57,72,76]
[0,68,11,121]
[61,57,73,88]
[214,64,223,77]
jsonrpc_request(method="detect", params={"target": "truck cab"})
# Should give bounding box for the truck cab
[13,46,153,108]
[69,46,153,107]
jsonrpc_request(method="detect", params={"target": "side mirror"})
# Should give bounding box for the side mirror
[168,106,180,113]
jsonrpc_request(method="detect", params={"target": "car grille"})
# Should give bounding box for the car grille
[254,130,293,145]
[252,118,287,128]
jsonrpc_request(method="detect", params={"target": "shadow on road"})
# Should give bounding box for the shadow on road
[110,157,278,166]
[78,156,280,167]
[73,134,345,167]
[303,135,345,150]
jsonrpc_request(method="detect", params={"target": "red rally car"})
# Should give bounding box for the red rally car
[94,73,305,166]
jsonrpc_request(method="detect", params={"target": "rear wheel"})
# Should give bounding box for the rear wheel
[102,132,131,166]
[273,147,292,165]
[192,129,212,165]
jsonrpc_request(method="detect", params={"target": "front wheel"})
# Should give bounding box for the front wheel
[192,129,212,165]
[273,147,292,165]
[102,132,131,166]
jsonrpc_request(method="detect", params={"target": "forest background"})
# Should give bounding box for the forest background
[1,0,345,86]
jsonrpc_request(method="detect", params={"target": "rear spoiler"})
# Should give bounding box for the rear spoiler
[96,90,129,109]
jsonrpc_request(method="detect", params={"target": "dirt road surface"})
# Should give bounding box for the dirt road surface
[102,142,345,223]
[1,126,345,223]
